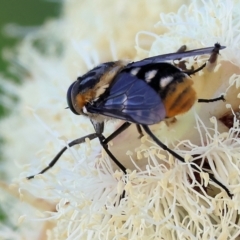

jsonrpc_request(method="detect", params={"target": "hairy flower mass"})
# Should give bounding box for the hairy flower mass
[1,0,240,239]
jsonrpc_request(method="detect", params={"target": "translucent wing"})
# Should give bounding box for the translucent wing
[86,72,166,125]
[127,45,226,68]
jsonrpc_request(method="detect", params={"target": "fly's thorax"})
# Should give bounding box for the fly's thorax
[159,73,196,118]
[69,61,127,115]
[92,60,127,99]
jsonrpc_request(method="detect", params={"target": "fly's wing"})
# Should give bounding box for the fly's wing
[86,72,166,125]
[127,45,226,68]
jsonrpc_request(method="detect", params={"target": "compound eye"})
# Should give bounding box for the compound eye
[67,81,79,115]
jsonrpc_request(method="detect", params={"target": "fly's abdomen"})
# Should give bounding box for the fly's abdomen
[162,77,196,118]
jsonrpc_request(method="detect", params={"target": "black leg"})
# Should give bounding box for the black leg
[27,133,98,179]
[198,95,225,103]
[91,121,129,174]
[184,43,221,76]
[99,136,127,174]
[184,62,207,75]
[174,45,206,74]
[136,124,144,138]
[91,121,129,202]
[176,45,187,53]
[103,122,131,145]
[141,125,233,198]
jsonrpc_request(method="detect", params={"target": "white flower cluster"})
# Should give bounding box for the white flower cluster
[1,0,240,239]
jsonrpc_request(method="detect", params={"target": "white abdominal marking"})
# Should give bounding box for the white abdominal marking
[159,76,174,88]
[130,67,140,76]
[145,70,157,83]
